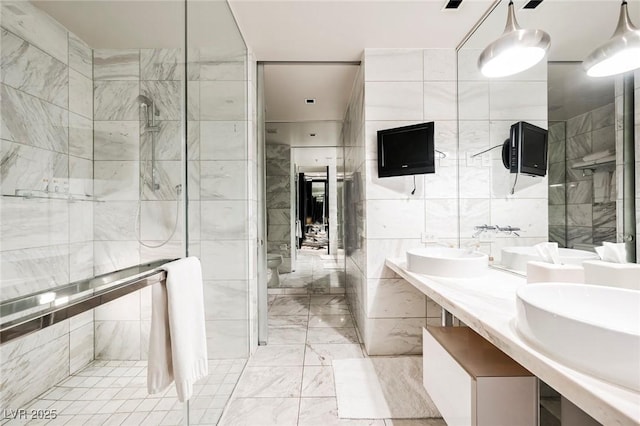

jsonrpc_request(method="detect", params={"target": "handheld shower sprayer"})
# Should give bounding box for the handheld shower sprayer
[136,94,160,191]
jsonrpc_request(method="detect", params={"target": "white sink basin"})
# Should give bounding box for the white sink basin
[516,283,640,391]
[406,247,488,278]
[501,246,599,271]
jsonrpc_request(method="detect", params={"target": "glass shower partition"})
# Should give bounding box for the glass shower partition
[0,1,252,424]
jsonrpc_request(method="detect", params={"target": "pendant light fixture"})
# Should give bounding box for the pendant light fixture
[583,0,640,77]
[478,0,550,78]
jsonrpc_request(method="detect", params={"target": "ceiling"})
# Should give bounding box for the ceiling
[264,63,359,122]
[548,63,615,121]
[265,121,343,146]
[32,0,640,127]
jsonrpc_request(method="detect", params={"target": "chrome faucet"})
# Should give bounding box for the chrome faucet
[473,224,521,238]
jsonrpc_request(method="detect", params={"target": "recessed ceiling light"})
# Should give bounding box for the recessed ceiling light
[305,99,316,105]
[309,133,316,137]
[522,0,543,9]
[266,129,277,134]
[444,0,462,10]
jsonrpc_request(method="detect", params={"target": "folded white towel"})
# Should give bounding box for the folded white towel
[582,149,613,162]
[148,257,208,402]
[595,242,628,264]
[534,242,560,264]
[593,171,610,203]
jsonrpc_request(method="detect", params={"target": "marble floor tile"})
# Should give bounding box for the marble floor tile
[218,397,300,426]
[268,299,310,316]
[248,345,305,366]
[301,366,335,397]
[309,295,347,305]
[298,398,386,426]
[233,366,303,398]
[308,315,354,328]
[309,304,352,316]
[306,327,359,344]
[304,343,364,366]
[268,326,308,345]
[268,315,308,328]
[383,420,446,426]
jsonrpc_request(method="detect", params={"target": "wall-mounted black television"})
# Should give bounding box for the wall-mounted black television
[377,122,435,178]
[501,121,548,177]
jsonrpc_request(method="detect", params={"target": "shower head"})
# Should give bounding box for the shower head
[136,94,160,117]
[136,94,154,107]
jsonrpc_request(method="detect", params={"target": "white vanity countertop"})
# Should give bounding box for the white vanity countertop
[385,258,640,426]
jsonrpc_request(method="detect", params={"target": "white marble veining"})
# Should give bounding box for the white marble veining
[365,81,423,121]
[302,366,335,397]
[139,200,182,242]
[69,112,93,160]
[200,81,246,120]
[0,244,69,301]
[69,200,93,243]
[140,48,183,81]
[1,83,68,153]
[69,69,93,119]
[1,140,63,195]
[333,357,439,419]
[200,121,247,160]
[364,49,423,82]
[69,241,93,282]
[141,80,181,120]
[93,49,139,80]
[95,293,140,321]
[201,200,248,240]
[0,1,68,64]
[424,82,456,120]
[0,197,68,250]
[203,280,249,320]
[200,240,249,280]
[365,318,424,355]
[200,161,248,199]
[140,160,182,201]
[93,81,139,121]
[366,199,424,240]
[423,49,456,81]
[94,121,139,160]
[385,258,640,425]
[219,397,299,425]
[141,120,181,161]
[0,334,69,409]
[489,81,547,120]
[1,29,68,108]
[93,161,139,201]
[93,241,140,276]
[68,33,92,78]
[303,344,364,367]
[458,82,489,120]
[367,278,426,318]
[70,323,94,374]
[94,320,141,360]
[234,366,303,398]
[206,319,249,358]
[200,60,245,81]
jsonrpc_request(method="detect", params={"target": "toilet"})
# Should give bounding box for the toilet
[267,253,283,286]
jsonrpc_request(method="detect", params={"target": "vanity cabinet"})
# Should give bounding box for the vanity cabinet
[423,326,538,426]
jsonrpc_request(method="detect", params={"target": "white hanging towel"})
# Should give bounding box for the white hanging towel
[148,257,208,402]
[592,171,610,203]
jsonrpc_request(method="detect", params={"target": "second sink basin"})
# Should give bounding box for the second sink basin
[406,247,488,278]
[501,246,599,271]
[516,283,640,391]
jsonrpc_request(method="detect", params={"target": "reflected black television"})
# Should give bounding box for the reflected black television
[377,122,435,178]
[502,121,548,177]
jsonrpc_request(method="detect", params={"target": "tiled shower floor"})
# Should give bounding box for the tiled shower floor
[4,359,245,426]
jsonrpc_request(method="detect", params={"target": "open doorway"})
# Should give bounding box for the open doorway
[298,168,330,253]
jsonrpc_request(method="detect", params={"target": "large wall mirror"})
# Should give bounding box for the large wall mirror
[457,0,639,275]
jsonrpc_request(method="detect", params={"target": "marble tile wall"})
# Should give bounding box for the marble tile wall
[636,69,639,259]
[343,63,366,346]
[189,46,253,360]
[548,122,567,246]
[348,48,459,356]
[458,48,548,264]
[564,103,617,248]
[1,3,96,408]
[266,143,293,273]
[92,47,186,360]
[1,1,94,301]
